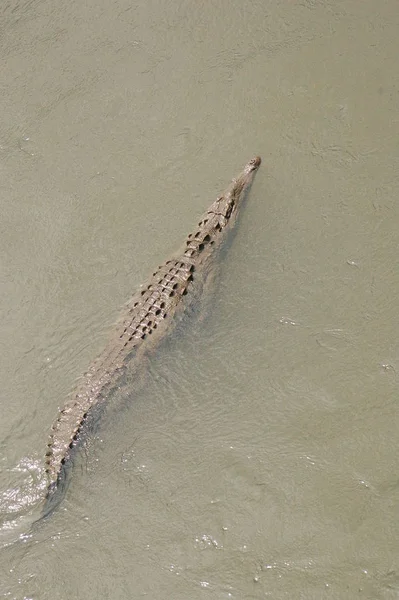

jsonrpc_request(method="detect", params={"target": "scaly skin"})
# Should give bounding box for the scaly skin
[45,156,261,495]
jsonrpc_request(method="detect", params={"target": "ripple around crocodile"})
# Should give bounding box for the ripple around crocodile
[44,156,261,510]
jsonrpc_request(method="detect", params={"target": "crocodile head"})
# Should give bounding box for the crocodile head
[207,156,261,229]
[183,156,261,261]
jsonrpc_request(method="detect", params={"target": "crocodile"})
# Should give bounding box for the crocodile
[45,156,261,499]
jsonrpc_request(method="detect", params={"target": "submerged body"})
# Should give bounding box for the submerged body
[46,156,261,496]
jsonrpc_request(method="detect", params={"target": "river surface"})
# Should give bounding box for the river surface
[1,1,399,598]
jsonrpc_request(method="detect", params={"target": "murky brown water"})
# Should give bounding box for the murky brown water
[1,0,399,598]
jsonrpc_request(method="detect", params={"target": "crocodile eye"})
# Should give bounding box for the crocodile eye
[225,201,235,219]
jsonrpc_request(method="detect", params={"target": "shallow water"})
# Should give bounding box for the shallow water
[1,0,399,598]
